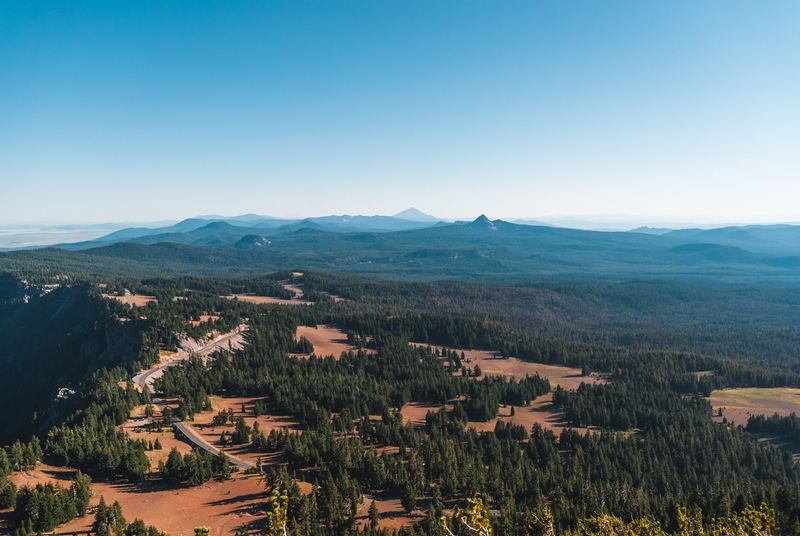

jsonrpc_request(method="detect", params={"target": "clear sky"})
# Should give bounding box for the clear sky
[1,1,799,224]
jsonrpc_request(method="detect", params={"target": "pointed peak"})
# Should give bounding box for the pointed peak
[469,215,498,230]
[392,207,439,222]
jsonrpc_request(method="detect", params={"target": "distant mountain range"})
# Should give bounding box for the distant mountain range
[54,208,445,250]
[2,213,799,285]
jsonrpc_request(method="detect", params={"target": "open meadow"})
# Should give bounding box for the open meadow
[710,388,800,426]
[403,347,606,434]
[8,465,269,536]
[295,325,374,358]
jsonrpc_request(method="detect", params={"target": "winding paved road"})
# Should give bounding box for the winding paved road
[132,325,247,392]
[132,326,255,470]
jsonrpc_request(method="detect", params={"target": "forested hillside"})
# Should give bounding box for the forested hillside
[0,281,142,443]
[2,271,800,534]
[2,218,800,284]
[301,272,800,366]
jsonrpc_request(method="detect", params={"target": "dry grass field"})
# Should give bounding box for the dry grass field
[710,388,800,426]
[103,294,158,307]
[120,411,194,471]
[223,278,344,306]
[412,344,606,390]
[224,294,310,305]
[8,464,269,536]
[709,388,800,460]
[400,394,594,436]
[224,280,312,306]
[402,349,605,435]
[190,314,220,327]
[187,396,303,467]
[294,325,374,358]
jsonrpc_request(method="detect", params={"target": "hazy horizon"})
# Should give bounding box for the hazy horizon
[3,209,800,228]
[3,208,800,252]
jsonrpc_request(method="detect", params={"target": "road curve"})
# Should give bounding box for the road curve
[132,325,247,394]
[173,422,254,470]
[130,326,255,470]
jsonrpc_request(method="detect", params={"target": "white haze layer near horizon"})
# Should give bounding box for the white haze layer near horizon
[2,211,800,250]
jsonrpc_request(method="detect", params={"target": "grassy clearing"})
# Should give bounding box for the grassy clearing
[710,387,800,426]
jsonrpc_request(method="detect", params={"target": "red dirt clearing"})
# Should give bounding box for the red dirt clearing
[401,402,452,425]
[354,492,425,530]
[190,315,220,327]
[295,325,374,359]
[401,397,599,437]
[223,279,312,306]
[121,413,195,471]
[224,294,311,306]
[223,278,345,306]
[403,348,606,435]
[10,465,269,536]
[468,393,598,435]
[188,396,303,466]
[413,344,606,390]
[103,294,158,307]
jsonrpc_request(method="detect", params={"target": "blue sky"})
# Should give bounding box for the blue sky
[1,1,798,224]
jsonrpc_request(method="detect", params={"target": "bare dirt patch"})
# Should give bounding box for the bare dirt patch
[11,465,269,536]
[187,396,303,466]
[295,325,373,359]
[354,492,426,530]
[225,294,310,306]
[281,282,305,298]
[121,416,194,471]
[412,345,606,390]
[400,402,453,425]
[224,279,312,306]
[223,279,344,306]
[404,348,606,435]
[103,294,158,307]
[468,393,597,435]
[400,396,591,436]
[8,464,76,489]
[283,278,344,302]
[190,315,220,327]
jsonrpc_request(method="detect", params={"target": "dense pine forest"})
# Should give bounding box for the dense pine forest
[2,270,800,534]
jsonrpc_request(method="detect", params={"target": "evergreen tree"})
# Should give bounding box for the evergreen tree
[71,471,92,517]
[368,500,380,529]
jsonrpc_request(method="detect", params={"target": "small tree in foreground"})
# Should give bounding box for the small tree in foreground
[563,503,775,536]
[441,500,775,536]
[441,497,493,536]
[265,489,288,536]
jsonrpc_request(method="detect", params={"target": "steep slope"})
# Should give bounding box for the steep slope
[0,283,142,443]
